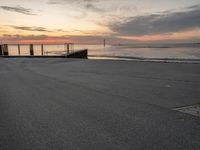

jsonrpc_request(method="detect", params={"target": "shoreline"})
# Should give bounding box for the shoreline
[1,55,200,64]
[89,55,200,64]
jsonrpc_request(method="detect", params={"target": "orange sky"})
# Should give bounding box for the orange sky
[0,0,200,44]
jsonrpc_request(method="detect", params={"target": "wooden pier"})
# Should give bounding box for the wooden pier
[0,43,88,59]
[0,44,9,56]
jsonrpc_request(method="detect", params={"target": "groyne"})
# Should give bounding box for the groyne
[0,44,88,59]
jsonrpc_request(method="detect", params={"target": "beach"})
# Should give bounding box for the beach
[0,58,200,149]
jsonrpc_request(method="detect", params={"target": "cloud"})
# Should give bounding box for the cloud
[8,25,71,33]
[48,0,103,13]
[0,34,104,42]
[10,26,52,32]
[48,0,99,4]
[0,5,37,15]
[7,25,108,35]
[1,34,49,40]
[111,5,200,36]
[0,33,132,44]
[84,4,103,12]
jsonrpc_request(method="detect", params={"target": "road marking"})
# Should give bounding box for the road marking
[173,104,200,118]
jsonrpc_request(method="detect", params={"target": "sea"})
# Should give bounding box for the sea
[6,43,200,60]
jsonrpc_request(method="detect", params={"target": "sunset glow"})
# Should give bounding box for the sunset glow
[0,0,200,44]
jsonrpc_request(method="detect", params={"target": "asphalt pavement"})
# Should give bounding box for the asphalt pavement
[0,58,200,150]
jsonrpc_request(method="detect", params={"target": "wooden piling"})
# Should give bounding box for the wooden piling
[30,44,34,56]
[18,44,21,56]
[67,44,70,54]
[0,45,2,56]
[3,44,9,56]
[41,44,44,56]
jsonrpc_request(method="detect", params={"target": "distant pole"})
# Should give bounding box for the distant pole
[30,44,34,56]
[41,44,44,56]
[18,44,21,56]
[104,39,106,48]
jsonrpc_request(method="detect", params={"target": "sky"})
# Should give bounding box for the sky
[0,0,200,44]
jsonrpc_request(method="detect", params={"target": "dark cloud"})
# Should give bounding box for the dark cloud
[0,5,37,15]
[8,25,71,33]
[84,4,103,12]
[111,5,200,36]
[1,34,49,40]
[10,26,52,32]
[48,0,99,4]
[7,25,104,35]
[186,4,200,10]
[48,0,103,13]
